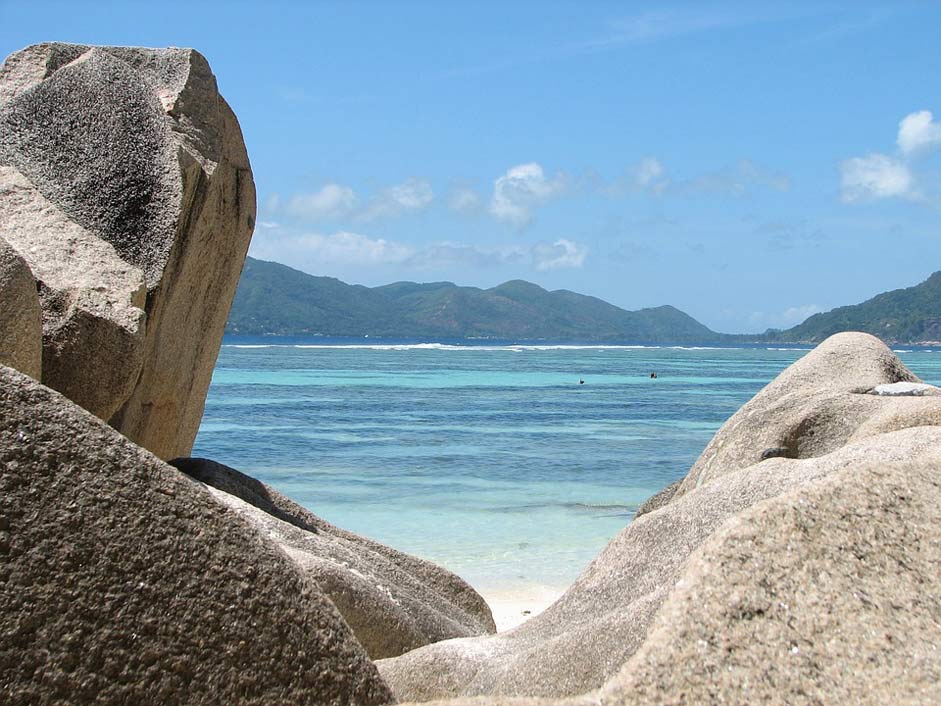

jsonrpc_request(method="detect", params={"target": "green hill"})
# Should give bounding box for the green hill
[225,257,719,342]
[760,271,941,344]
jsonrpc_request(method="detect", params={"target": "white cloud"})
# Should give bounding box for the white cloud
[678,160,790,196]
[292,231,414,265]
[840,153,914,202]
[361,178,434,220]
[447,186,483,214]
[603,158,788,198]
[635,157,665,187]
[258,221,280,230]
[738,160,791,191]
[287,184,356,220]
[406,242,527,269]
[601,157,670,196]
[897,110,941,155]
[532,239,587,271]
[580,7,818,52]
[264,193,281,213]
[490,163,567,227]
[781,304,823,324]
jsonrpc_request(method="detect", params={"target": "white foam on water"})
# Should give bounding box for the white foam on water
[669,346,741,350]
[287,343,666,352]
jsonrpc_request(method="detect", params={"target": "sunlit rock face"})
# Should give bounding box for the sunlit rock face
[0,237,41,379]
[673,331,931,498]
[0,42,255,459]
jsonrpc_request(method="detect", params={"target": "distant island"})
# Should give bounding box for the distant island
[752,271,941,344]
[226,257,941,344]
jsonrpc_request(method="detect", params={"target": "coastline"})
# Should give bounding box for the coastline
[480,584,566,632]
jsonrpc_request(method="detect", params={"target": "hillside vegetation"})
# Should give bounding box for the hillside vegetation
[759,271,941,343]
[226,257,719,342]
[227,259,941,344]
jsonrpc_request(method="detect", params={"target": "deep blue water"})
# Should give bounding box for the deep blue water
[192,338,941,595]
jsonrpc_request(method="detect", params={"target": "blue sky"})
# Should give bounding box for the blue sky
[2,1,940,332]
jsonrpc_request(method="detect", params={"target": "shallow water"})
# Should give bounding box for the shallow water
[193,338,941,596]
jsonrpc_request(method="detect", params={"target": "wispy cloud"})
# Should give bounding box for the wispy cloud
[800,5,899,45]
[406,242,527,270]
[360,178,434,221]
[407,239,586,272]
[674,160,790,196]
[434,5,839,81]
[294,231,414,264]
[579,6,816,52]
[757,219,826,251]
[447,185,484,215]
[251,229,413,266]
[602,158,789,199]
[490,162,568,227]
[275,178,434,224]
[532,239,587,271]
[747,302,825,330]
[781,304,823,324]
[251,225,587,274]
[287,183,356,220]
[603,157,670,196]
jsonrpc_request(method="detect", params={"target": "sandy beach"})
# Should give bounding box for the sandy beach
[481,584,565,632]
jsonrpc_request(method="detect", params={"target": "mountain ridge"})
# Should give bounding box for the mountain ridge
[755,271,941,344]
[226,257,941,344]
[226,257,719,342]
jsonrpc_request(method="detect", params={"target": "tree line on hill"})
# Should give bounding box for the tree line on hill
[226,257,941,344]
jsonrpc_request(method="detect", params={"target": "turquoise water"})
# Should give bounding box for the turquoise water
[192,339,941,595]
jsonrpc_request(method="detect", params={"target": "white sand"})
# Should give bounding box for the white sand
[480,584,565,632]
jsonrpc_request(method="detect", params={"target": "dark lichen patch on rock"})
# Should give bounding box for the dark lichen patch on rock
[0,47,180,286]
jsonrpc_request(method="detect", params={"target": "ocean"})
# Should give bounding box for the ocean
[192,338,941,602]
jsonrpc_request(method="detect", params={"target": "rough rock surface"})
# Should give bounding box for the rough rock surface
[0,165,147,418]
[379,426,941,701]
[0,42,255,458]
[602,460,941,705]
[674,332,924,499]
[170,457,496,659]
[633,479,680,518]
[0,238,41,378]
[0,365,392,706]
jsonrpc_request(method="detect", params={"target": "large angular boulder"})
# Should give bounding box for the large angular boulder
[0,365,392,706]
[0,238,41,378]
[378,426,941,701]
[673,332,929,498]
[170,457,496,659]
[0,42,255,459]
